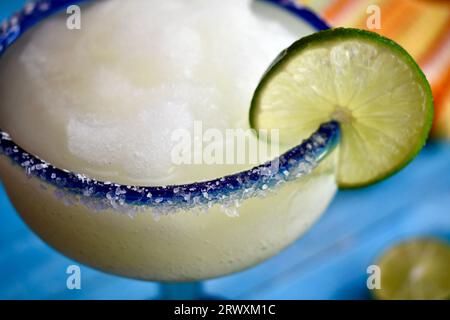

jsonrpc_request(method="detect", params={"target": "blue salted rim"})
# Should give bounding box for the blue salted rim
[261,0,330,31]
[0,0,337,208]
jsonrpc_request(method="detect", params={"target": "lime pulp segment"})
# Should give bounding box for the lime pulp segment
[250,28,434,188]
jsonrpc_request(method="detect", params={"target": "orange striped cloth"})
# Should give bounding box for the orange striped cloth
[297,0,450,139]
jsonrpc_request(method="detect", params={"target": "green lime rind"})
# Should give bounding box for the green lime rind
[250,28,434,189]
[372,238,450,300]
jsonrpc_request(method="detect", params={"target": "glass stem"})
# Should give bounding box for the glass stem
[159,282,204,300]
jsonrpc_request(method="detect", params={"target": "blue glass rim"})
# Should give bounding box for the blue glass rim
[0,0,336,208]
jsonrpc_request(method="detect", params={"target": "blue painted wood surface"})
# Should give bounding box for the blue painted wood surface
[0,1,449,300]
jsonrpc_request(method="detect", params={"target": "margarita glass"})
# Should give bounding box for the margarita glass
[0,0,336,298]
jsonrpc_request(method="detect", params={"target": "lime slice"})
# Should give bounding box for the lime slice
[373,238,450,300]
[250,28,433,188]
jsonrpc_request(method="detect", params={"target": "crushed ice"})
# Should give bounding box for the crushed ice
[0,0,340,219]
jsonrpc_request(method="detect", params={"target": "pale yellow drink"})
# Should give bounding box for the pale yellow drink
[0,0,337,281]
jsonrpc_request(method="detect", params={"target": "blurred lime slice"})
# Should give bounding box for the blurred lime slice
[373,238,450,300]
[250,28,433,188]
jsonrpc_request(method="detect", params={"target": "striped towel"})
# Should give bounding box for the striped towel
[297,0,450,139]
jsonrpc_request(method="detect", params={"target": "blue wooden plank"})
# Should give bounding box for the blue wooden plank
[249,194,450,299]
[0,1,449,300]
[0,1,26,20]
